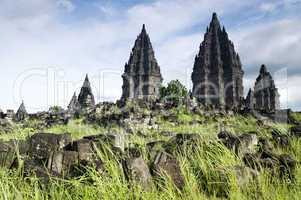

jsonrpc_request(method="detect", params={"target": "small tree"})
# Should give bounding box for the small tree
[160,80,188,105]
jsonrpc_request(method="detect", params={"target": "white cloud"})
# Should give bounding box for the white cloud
[126,0,254,40]
[0,0,55,19]
[230,18,301,74]
[96,4,116,16]
[56,0,75,12]
[259,2,278,12]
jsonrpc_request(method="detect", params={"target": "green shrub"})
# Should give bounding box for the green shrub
[160,80,188,105]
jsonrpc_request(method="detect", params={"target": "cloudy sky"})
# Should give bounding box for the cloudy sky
[0,0,300,112]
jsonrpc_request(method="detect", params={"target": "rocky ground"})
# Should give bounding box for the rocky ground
[0,101,300,199]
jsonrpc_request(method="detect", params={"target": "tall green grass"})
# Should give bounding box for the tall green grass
[0,112,300,199]
[1,136,300,199]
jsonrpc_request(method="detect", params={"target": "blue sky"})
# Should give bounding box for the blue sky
[0,0,300,111]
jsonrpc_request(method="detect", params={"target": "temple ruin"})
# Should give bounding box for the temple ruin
[78,74,95,109]
[15,101,28,121]
[191,13,244,109]
[121,25,163,101]
[252,64,280,112]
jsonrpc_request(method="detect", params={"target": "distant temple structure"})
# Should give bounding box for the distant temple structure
[78,75,95,109]
[121,24,163,101]
[59,14,281,113]
[67,92,80,114]
[191,13,244,109]
[246,65,280,112]
[15,101,28,121]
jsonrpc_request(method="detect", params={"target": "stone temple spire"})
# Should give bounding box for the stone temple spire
[68,92,80,113]
[141,24,146,34]
[191,12,244,109]
[78,74,95,109]
[121,24,162,100]
[15,101,28,121]
[253,64,280,112]
[209,12,221,32]
[260,64,268,74]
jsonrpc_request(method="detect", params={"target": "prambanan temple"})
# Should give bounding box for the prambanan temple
[78,74,95,109]
[121,24,163,101]
[191,13,244,109]
[49,13,280,114]
[0,13,283,125]
[247,64,280,112]
[118,13,279,112]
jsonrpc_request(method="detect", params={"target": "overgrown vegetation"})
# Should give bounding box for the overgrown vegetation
[292,112,301,123]
[0,108,300,200]
[160,80,189,105]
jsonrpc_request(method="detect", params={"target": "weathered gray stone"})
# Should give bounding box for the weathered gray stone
[243,150,297,179]
[191,13,244,109]
[29,133,72,160]
[146,140,167,162]
[48,151,63,174]
[0,139,29,155]
[72,139,93,162]
[165,133,201,153]
[0,140,29,168]
[83,133,125,153]
[243,151,279,172]
[123,148,152,190]
[152,151,185,190]
[218,131,258,156]
[62,151,79,170]
[23,157,49,178]
[218,131,238,150]
[121,24,163,101]
[47,151,79,176]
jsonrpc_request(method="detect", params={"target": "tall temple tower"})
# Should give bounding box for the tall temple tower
[68,92,80,114]
[121,25,163,101]
[191,13,244,108]
[253,65,280,112]
[15,101,28,121]
[78,74,95,108]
